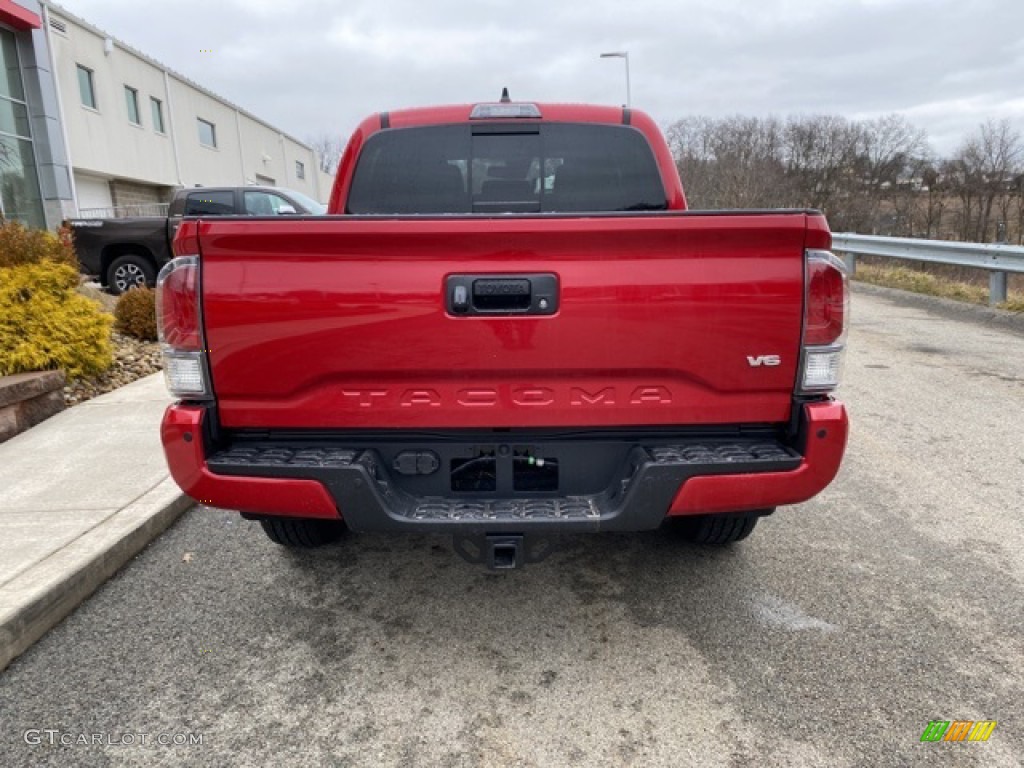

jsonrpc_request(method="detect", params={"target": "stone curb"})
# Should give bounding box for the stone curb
[0,478,192,672]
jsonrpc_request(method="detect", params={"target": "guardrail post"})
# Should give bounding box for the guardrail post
[833,233,1023,304]
[989,271,1007,306]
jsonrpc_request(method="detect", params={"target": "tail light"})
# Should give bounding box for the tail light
[157,222,211,399]
[799,250,849,393]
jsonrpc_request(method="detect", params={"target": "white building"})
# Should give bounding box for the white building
[0,0,333,229]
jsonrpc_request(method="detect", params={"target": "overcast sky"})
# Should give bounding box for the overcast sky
[60,0,1024,156]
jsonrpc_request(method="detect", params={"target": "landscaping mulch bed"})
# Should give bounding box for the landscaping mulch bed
[62,331,162,406]
[63,282,162,406]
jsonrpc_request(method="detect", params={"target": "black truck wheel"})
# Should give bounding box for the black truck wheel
[107,254,156,294]
[259,517,346,548]
[668,510,770,546]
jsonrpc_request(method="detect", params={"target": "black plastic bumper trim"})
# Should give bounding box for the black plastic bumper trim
[207,438,800,534]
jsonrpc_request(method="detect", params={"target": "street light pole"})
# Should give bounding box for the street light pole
[600,51,630,108]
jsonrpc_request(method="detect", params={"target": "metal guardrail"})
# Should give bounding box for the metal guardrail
[77,203,170,219]
[831,233,1024,306]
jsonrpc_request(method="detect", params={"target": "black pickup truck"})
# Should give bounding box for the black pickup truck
[68,186,325,293]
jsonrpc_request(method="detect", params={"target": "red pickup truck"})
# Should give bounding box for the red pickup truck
[158,99,849,568]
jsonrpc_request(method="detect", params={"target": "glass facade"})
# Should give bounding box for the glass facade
[0,29,25,100]
[0,27,44,229]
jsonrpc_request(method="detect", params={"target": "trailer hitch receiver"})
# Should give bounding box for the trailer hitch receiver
[452,534,557,569]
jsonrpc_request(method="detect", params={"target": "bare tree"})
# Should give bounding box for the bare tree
[781,115,863,227]
[666,115,789,209]
[666,111,1024,243]
[919,162,947,238]
[307,133,345,175]
[666,116,723,208]
[855,114,929,234]
[711,116,787,208]
[947,119,1022,241]
[1013,173,1024,244]
[981,120,1023,241]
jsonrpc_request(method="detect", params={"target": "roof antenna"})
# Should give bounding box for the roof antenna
[500,87,511,103]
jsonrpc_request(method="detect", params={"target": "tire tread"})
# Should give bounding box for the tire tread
[259,518,345,548]
[669,510,768,546]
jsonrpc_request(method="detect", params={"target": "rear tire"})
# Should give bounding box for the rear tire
[259,517,346,548]
[668,510,770,546]
[106,253,156,294]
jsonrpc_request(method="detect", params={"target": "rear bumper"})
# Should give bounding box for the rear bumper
[160,401,847,532]
[668,400,848,515]
[161,405,341,520]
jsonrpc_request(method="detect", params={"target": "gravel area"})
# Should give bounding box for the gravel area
[77,279,118,313]
[64,282,162,406]
[63,332,162,406]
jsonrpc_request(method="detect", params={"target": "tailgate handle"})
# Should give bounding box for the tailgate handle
[447,274,559,316]
[473,278,531,311]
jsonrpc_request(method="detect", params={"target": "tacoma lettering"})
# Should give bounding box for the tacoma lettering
[570,387,615,406]
[629,386,672,405]
[341,390,388,408]
[512,387,555,406]
[400,389,441,407]
[456,389,498,407]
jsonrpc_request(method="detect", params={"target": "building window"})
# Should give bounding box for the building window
[197,118,216,148]
[151,97,165,133]
[295,160,305,180]
[124,86,140,125]
[77,65,97,109]
[0,29,45,229]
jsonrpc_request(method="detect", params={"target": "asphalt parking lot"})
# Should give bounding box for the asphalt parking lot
[1,287,1022,767]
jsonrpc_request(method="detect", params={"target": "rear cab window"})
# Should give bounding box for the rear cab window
[346,123,667,214]
[183,191,234,216]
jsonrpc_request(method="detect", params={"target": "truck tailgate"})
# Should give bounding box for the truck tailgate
[196,213,811,429]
